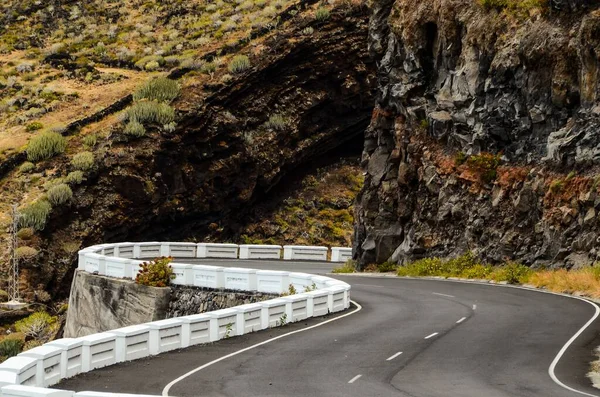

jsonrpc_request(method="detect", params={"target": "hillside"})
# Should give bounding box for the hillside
[0,0,374,301]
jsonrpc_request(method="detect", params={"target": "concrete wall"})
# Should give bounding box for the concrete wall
[65,271,170,338]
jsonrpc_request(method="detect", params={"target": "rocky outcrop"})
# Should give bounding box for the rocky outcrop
[355,0,600,268]
[23,5,375,298]
[167,287,277,318]
[65,270,170,338]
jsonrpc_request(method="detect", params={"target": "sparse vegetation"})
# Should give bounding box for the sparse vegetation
[126,101,175,125]
[123,120,146,137]
[14,311,57,340]
[19,162,35,173]
[71,152,94,171]
[47,183,73,206]
[26,122,44,132]
[133,78,180,103]
[332,259,357,274]
[315,7,330,21]
[20,199,52,231]
[65,171,85,185]
[15,246,39,259]
[27,132,67,162]
[82,134,98,148]
[0,338,24,361]
[228,55,251,74]
[265,114,287,130]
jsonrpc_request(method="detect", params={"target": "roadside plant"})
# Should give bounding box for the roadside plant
[228,55,251,74]
[20,199,52,231]
[304,282,318,292]
[265,114,287,131]
[47,183,73,205]
[27,132,67,162]
[0,338,23,359]
[71,152,94,171]
[16,227,34,240]
[135,257,175,287]
[277,313,287,326]
[126,101,175,125]
[133,77,180,103]
[224,322,233,338]
[82,134,97,148]
[26,122,44,132]
[332,259,356,274]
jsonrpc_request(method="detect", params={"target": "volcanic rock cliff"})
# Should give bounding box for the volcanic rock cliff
[355,0,600,268]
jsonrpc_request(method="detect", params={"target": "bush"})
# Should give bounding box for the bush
[71,151,94,171]
[315,7,330,21]
[124,120,146,137]
[126,101,175,125]
[27,132,67,162]
[228,55,251,74]
[16,227,34,240]
[332,259,356,274]
[19,162,35,173]
[0,338,23,359]
[16,246,38,259]
[378,261,397,272]
[200,62,217,75]
[65,171,84,185]
[82,134,97,148]
[492,262,532,284]
[47,183,73,205]
[26,122,44,132]
[15,311,57,340]
[144,61,160,71]
[135,257,175,287]
[20,200,52,231]
[265,114,287,131]
[133,78,180,103]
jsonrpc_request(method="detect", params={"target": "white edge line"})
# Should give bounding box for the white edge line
[348,374,362,384]
[432,292,455,298]
[424,332,438,340]
[456,317,466,324]
[162,300,363,396]
[386,351,403,361]
[335,274,600,397]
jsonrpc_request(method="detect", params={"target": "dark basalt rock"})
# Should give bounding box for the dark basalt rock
[354,0,600,268]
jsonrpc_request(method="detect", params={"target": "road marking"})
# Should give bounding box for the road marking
[348,374,362,384]
[162,300,363,396]
[472,304,477,310]
[424,332,439,340]
[386,352,403,361]
[432,292,455,298]
[456,317,467,324]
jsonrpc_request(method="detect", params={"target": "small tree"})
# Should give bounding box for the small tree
[135,257,175,287]
[14,311,57,340]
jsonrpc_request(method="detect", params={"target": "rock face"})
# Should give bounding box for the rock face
[65,270,170,338]
[167,287,277,318]
[355,0,600,268]
[25,6,376,298]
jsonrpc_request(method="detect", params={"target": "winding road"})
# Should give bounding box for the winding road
[57,259,600,397]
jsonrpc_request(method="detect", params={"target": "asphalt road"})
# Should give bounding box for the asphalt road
[56,259,600,397]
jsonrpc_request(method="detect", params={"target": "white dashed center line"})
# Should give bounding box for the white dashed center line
[348,374,362,384]
[456,316,467,324]
[473,304,477,310]
[386,352,403,361]
[432,292,455,298]
[424,332,439,340]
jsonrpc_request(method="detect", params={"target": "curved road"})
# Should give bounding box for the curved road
[57,259,600,397]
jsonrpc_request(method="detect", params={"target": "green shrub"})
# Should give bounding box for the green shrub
[265,114,287,130]
[492,262,532,284]
[200,62,217,75]
[25,121,44,132]
[65,171,84,185]
[228,55,251,74]
[378,261,397,272]
[20,200,52,231]
[135,257,175,287]
[15,246,38,259]
[19,162,35,173]
[144,61,160,71]
[0,338,23,359]
[124,120,146,137]
[71,151,94,171]
[133,78,180,103]
[315,7,330,21]
[14,311,57,339]
[126,101,175,125]
[82,134,97,148]
[47,183,73,205]
[332,259,356,274]
[397,257,444,277]
[27,132,67,162]
[16,227,34,240]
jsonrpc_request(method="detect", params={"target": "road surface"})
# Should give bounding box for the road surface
[56,259,600,397]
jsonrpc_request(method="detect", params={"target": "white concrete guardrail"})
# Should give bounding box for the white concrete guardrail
[0,242,352,397]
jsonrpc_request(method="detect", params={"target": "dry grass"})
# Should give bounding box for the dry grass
[527,268,600,298]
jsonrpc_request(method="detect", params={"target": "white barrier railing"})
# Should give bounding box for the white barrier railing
[331,247,352,262]
[0,242,352,397]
